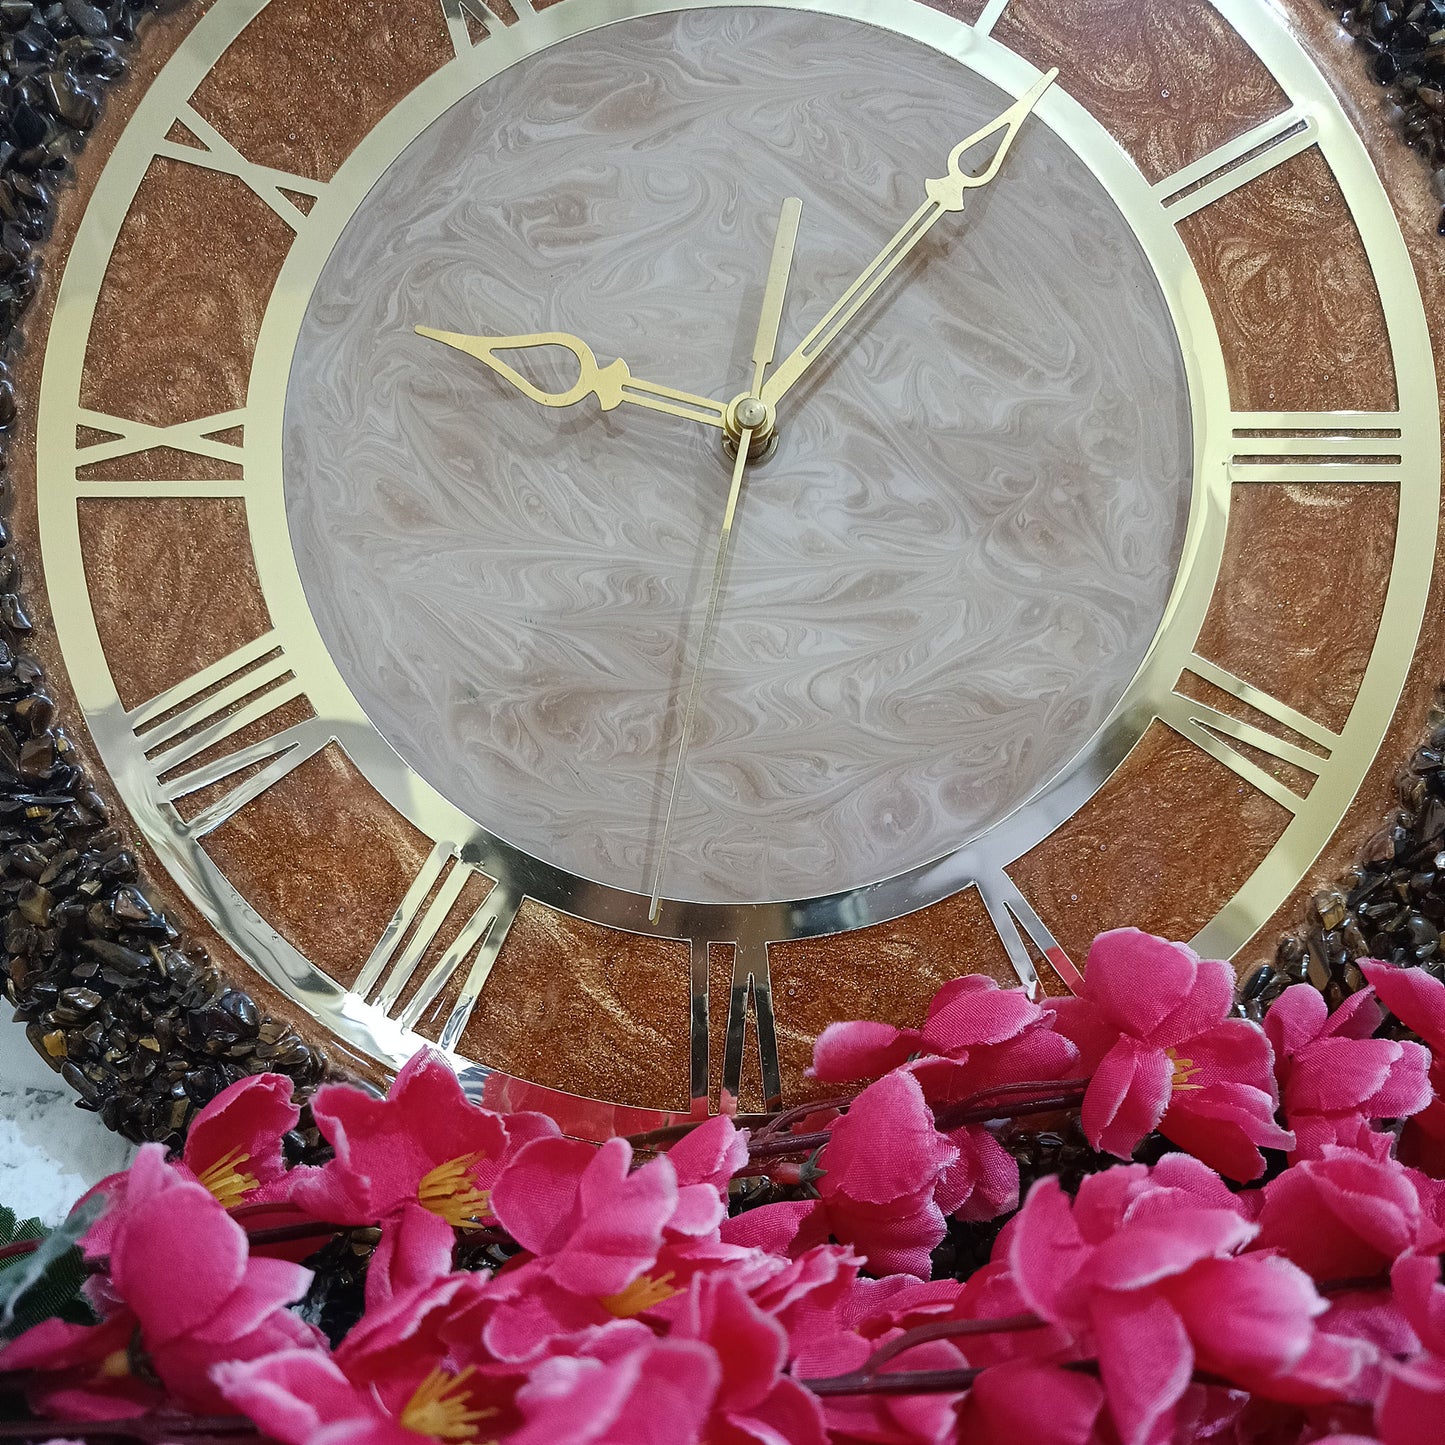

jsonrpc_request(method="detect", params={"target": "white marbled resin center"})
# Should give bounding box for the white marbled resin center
[283,9,1192,906]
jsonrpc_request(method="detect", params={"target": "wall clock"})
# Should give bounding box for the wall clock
[6,0,1444,1140]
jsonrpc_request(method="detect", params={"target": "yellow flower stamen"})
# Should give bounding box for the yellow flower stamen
[195,1145,260,1209]
[399,1365,499,1442]
[601,1270,682,1319]
[1167,1047,1203,1092]
[98,1348,130,1380]
[418,1152,493,1227]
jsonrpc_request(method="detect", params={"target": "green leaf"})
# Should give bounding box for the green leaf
[0,1205,42,1253]
[0,1194,106,1341]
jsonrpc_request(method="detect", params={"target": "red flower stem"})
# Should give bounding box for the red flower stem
[747,1084,1090,1161]
[943,1077,1090,1105]
[0,1217,355,1277]
[750,1095,856,1143]
[933,1085,1088,1130]
[635,1076,1090,1153]
[861,1313,1046,1372]
[241,1221,351,1249]
[803,1365,985,1396]
[747,1129,832,1161]
[0,1418,258,1440]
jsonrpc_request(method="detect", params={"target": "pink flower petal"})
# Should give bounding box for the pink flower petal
[825,1189,949,1280]
[186,1255,314,1346]
[1363,960,1445,1053]
[937,1124,1019,1223]
[744,1375,829,1445]
[1264,983,1330,1061]
[1069,1163,1156,1242]
[676,1274,785,1415]
[1253,1153,1423,1279]
[184,1073,299,1199]
[1392,1252,1445,1355]
[1082,1038,1172,1159]
[1044,996,1119,1070]
[1148,959,1238,1050]
[1168,1254,1323,1384]
[1186,1018,1280,1099]
[1367,1042,1434,1120]
[1377,1352,1445,1445]
[1161,1081,1293,1183]
[808,1020,921,1082]
[564,1147,681,1297]
[513,1338,719,1445]
[1091,1287,1195,1445]
[818,1071,957,1206]
[1326,986,1386,1041]
[491,1135,597,1255]
[664,1115,747,1199]
[364,1202,456,1312]
[1081,929,1208,1040]
[919,977,1040,1055]
[719,1200,827,1258]
[664,1180,726,1240]
[1088,1210,1256,1290]
[1006,1177,1090,1327]
[213,1349,364,1445]
[956,1361,1106,1445]
[1287,1038,1405,1115]
[297,1050,527,1226]
[111,1176,248,1346]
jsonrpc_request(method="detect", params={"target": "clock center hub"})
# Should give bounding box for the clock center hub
[723,393,778,461]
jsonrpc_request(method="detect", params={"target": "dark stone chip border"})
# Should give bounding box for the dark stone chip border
[0,0,1430,1150]
[0,0,329,1151]
[1332,0,1445,231]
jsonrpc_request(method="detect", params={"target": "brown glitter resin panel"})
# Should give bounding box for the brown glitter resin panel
[1194,482,1399,735]
[1009,723,1294,966]
[76,497,272,712]
[79,158,293,429]
[462,905,692,1112]
[202,745,440,992]
[991,0,1287,183]
[1178,147,1397,413]
[769,887,1020,1103]
[918,0,990,24]
[188,0,455,183]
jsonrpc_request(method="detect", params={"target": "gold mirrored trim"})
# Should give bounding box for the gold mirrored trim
[33,0,1440,1096]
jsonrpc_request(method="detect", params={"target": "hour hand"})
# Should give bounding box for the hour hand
[415,326,728,431]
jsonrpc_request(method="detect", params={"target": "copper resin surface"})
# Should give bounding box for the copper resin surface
[4,0,1443,1132]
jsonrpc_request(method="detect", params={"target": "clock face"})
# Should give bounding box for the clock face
[283,9,1192,910]
[24,0,1440,1131]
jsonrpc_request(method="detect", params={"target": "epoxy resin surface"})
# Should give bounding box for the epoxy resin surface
[283,8,1192,906]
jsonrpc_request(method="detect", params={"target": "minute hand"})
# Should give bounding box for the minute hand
[759,67,1058,410]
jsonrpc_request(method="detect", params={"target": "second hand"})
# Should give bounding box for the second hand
[648,196,803,923]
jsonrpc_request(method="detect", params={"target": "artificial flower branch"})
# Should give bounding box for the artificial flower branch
[0,929,1441,1444]
[0,1416,260,1440]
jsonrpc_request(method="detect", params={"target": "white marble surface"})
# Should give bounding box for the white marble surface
[0,1009,136,1225]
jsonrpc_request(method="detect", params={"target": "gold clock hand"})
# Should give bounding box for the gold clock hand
[415,326,730,430]
[648,198,802,923]
[759,67,1058,410]
[750,196,803,396]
